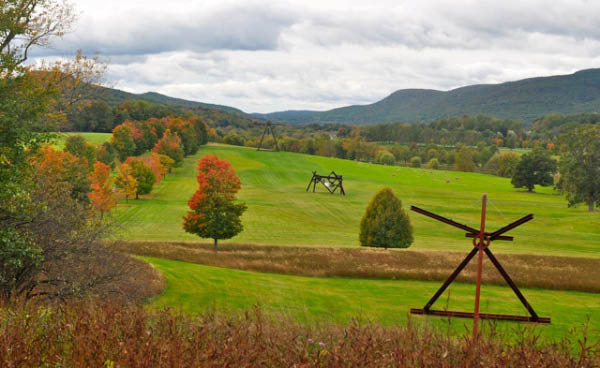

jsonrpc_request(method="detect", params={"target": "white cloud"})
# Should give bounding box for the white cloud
[33,0,600,112]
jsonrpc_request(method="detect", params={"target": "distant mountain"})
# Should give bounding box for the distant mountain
[255,69,600,125]
[98,87,247,116]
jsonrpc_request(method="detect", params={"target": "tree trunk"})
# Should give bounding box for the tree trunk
[136,192,139,200]
[213,238,218,252]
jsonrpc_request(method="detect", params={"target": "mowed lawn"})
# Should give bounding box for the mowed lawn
[114,144,600,258]
[145,257,600,341]
[53,132,111,149]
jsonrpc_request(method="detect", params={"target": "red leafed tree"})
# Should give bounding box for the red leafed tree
[88,161,117,218]
[182,155,247,251]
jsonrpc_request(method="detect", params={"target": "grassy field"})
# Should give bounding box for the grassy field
[114,143,600,258]
[52,132,111,149]
[144,257,600,341]
[498,147,531,155]
[123,241,600,293]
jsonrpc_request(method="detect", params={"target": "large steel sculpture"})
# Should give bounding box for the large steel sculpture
[306,171,345,195]
[409,194,550,338]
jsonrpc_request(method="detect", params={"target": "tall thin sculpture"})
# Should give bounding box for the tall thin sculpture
[256,121,279,152]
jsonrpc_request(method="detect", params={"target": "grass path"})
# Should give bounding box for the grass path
[144,257,600,341]
[115,144,600,258]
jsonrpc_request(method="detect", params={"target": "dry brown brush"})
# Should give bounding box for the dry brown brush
[122,241,600,293]
[0,301,598,367]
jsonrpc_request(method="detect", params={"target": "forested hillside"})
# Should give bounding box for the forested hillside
[256,69,600,125]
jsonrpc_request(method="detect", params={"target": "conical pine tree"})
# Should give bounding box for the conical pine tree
[360,188,413,249]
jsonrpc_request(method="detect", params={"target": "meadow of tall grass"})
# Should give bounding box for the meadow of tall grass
[122,241,600,293]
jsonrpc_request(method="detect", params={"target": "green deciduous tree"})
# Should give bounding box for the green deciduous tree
[484,152,520,177]
[557,125,600,211]
[96,142,116,169]
[511,148,557,192]
[64,134,95,168]
[455,146,476,172]
[359,188,413,249]
[183,155,247,251]
[126,159,155,199]
[111,124,136,161]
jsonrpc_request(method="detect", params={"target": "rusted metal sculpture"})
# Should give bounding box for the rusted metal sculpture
[306,171,345,195]
[409,194,550,339]
[256,121,279,152]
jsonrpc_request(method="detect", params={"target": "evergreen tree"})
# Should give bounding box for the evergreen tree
[360,188,413,249]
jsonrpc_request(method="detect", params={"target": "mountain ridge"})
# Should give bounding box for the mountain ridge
[254,68,600,125]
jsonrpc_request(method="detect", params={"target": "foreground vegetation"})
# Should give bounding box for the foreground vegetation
[2,301,597,367]
[114,144,600,258]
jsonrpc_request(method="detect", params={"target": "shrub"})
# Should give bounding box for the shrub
[410,156,421,168]
[360,188,413,249]
[375,150,395,165]
[428,158,440,169]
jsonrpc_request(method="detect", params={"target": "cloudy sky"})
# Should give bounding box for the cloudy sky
[34,0,600,113]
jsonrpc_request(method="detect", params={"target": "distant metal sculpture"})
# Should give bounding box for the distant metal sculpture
[409,194,550,339]
[256,121,279,152]
[306,171,345,195]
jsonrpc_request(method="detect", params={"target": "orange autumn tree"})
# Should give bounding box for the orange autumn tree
[88,161,116,218]
[153,152,174,176]
[153,128,184,166]
[33,146,91,203]
[182,155,247,251]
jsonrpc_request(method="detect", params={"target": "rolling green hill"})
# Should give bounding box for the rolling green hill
[256,69,600,125]
[113,144,600,258]
[97,87,246,116]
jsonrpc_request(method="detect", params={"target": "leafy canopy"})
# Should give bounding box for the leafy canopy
[182,155,247,251]
[511,148,557,192]
[557,125,600,211]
